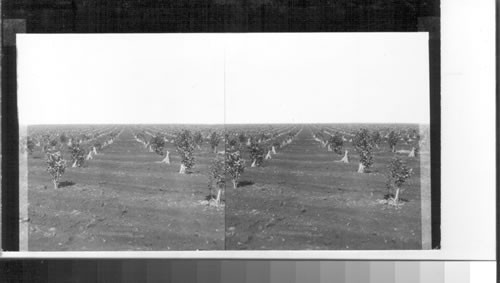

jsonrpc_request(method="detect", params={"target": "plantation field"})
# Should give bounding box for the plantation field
[24,123,429,251]
[26,126,224,251]
[225,125,429,250]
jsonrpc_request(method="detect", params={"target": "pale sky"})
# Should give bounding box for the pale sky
[17,33,429,125]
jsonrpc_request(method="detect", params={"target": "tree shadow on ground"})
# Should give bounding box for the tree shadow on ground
[237,180,255,187]
[59,181,75,188]
[383,193,409,203]
[205,194,217,201]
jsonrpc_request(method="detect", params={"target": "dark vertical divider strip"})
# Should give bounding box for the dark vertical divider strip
[429,25,441,250]
[1,45,19,251]
[2,18,27,251]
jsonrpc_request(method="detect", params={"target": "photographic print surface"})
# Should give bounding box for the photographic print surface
[18,33,431,251]
[224,123,430,250]
[223,34,431,250]
[18,35,227,251]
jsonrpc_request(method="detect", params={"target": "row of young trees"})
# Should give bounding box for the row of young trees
[27,127,115,152]
[312,127,415,204]
[25,127,120,157]
[143,129,245,206]
[43,125,293,206]
[224,126,413,205]
[313,127,419,168]
[207,149,245,205]
[141,129,213,173]
[43,130,122,189]
[44,125,414,205]
[142,126,300,206]
[147,126,301,172]
[314,128,417,154]
[350,129,414,204]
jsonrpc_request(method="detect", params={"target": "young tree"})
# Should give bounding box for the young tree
[414,132,421,144]
[371,131,382,149]
[175,129,195,174]
[78,134,87,143]
[149,134,166,156]
[26,137,35,155]
[70,143,86,167]
[89,142,101,156]
[136,132,146,143]
[209,131,221,153]
[208,155,225,205]
[238,133,246,144]
[59,133,68,145]
[258,133,266,143]
[86,150,93,160]
[226,150,245,189]
[403,133,411,144]
[46,151,66,189]
[340,150,349,163]
[408,147,416,158]
[409,132,421,158]
[353,128,373,173]
[265,148,272,160]
[49,139,59,150]
[248,141,265,167]
[156,150,170,164]
[227,136,238,150]
[328,133,344,155]
[194,131,204,150]
[42,134,50,145]
[387,130,399,152]
[94,142,102,150]
[413,141,420,157]
[386,157,413,204]
[272,142,280,154]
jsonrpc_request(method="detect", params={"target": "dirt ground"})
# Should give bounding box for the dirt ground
[27,128,224,251]
[225,125,426,250]
[26,124,427,251]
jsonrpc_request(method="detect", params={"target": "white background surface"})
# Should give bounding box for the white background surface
[439,0,495,260]
[224,33,429,124]
[9,0,496,260]
[17,34,429,125]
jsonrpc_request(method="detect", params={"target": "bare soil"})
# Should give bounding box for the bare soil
[27,129,224,251]
[226,126,424,250]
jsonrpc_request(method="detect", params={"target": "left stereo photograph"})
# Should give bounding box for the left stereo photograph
[17,35,226,251]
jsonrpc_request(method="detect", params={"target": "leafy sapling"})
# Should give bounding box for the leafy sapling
[208,155,225,205]
[387,130,399,153]
[386,157,413,204]
[209,132,221,153]
[353,128,373,173]
[46,151,67,189]
[248,141,265,167]
[175,130,195,174]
